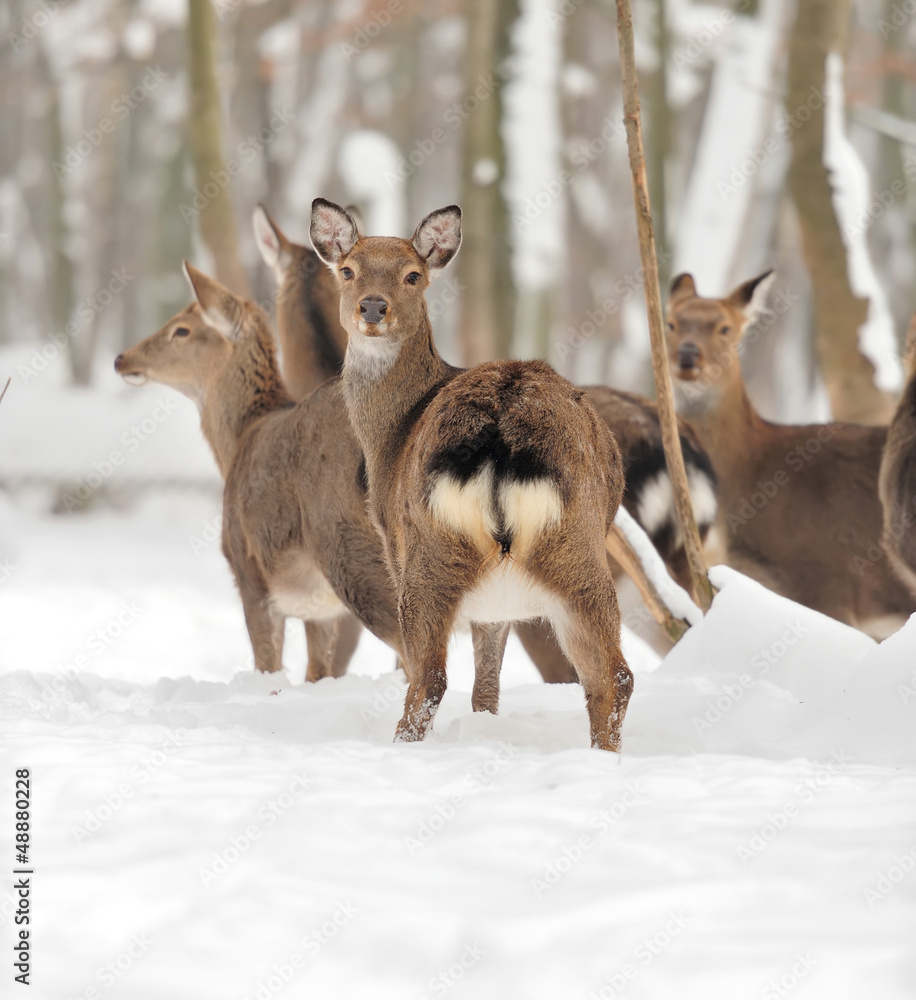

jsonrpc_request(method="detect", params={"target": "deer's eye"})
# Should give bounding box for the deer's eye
[404,272,422,286]
[341,267,354,280]
[666,322,675,332]
[173,327,190,338]
[720,325,731,335]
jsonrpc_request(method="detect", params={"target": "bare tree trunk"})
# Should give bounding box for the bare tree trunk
[187,0,248,294]
[786,0,891,424]
[457,0,518,364]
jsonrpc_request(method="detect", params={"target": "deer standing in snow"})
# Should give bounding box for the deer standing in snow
[666,271,913,636]
[256,206,717,671]
[310,199,633,750]
[115,264,403,677]
[878,315,916,601]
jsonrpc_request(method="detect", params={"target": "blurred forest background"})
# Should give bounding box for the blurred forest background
[1,0,915,429]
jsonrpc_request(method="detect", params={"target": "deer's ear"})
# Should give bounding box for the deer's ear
[727,270,775,324]
[412,205,462,271]
[253,204,292,275]
[669,273,697,303]
[309,198,359,266]
[182,262,245,340]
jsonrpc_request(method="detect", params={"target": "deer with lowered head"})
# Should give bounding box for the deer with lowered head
[310,198,634,750]
[255,205,717,668]
[666,271,913,636]
[114,263,403,678]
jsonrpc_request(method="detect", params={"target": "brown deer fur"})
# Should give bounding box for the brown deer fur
[253,204,347,399]
[666,271,913,636]
[310,199,633,750]
[256,207,717,676]
[253,204,366,672]
[114,264,403,677]
[878,314,916,599]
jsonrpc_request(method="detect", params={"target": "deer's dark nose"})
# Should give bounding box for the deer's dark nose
[677,343,701,369]
[114,354,125,372]
[360,296,388,324]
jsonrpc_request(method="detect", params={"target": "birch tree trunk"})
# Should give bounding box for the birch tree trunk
[457,0,518,364]
[786,0,890,424]
[187,0,248,295]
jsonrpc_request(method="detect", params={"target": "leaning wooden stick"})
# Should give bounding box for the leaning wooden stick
[614,0,714,611]
[0,377,10,409]
[606,522,690,643]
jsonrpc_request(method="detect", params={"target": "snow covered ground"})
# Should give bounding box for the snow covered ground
[2,488,916,1000]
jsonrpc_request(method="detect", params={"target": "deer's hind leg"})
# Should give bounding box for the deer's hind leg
[531,548,633,751]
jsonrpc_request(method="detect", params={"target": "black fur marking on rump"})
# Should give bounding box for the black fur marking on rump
[619,444,667,507]
[620,431,716,536]
[425,426,556,486]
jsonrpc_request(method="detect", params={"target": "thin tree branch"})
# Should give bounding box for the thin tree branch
[614,0,714,612]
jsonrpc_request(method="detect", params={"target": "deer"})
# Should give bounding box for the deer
[309,198,635,750]
[255,206,718,674]
[878,314,916,600]
[665,271,914,637]
[253,203,365,671]
[114,263,404,680]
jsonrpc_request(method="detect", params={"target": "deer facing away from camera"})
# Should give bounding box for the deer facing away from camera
[256,206,717,667]
[114,264,404,678]
[666,271,913,636]
[310,199,633,750]
[879,314,916,601]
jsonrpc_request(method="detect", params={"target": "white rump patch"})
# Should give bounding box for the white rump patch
[457,561,565,628]
[636,467,718,540]
[429,469,563,555]
[687,467,718,530]
[636,471,674,538]
[428,466,498,553]
[498,479,562,555]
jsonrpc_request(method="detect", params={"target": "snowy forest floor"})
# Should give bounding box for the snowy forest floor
[2,492,916,1000]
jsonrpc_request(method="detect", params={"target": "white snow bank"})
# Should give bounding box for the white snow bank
[3,500,916,999]
[613,505,703,626]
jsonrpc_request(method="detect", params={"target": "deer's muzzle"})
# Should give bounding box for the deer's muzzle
[676,343,702,374]
[359,296,388,326]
